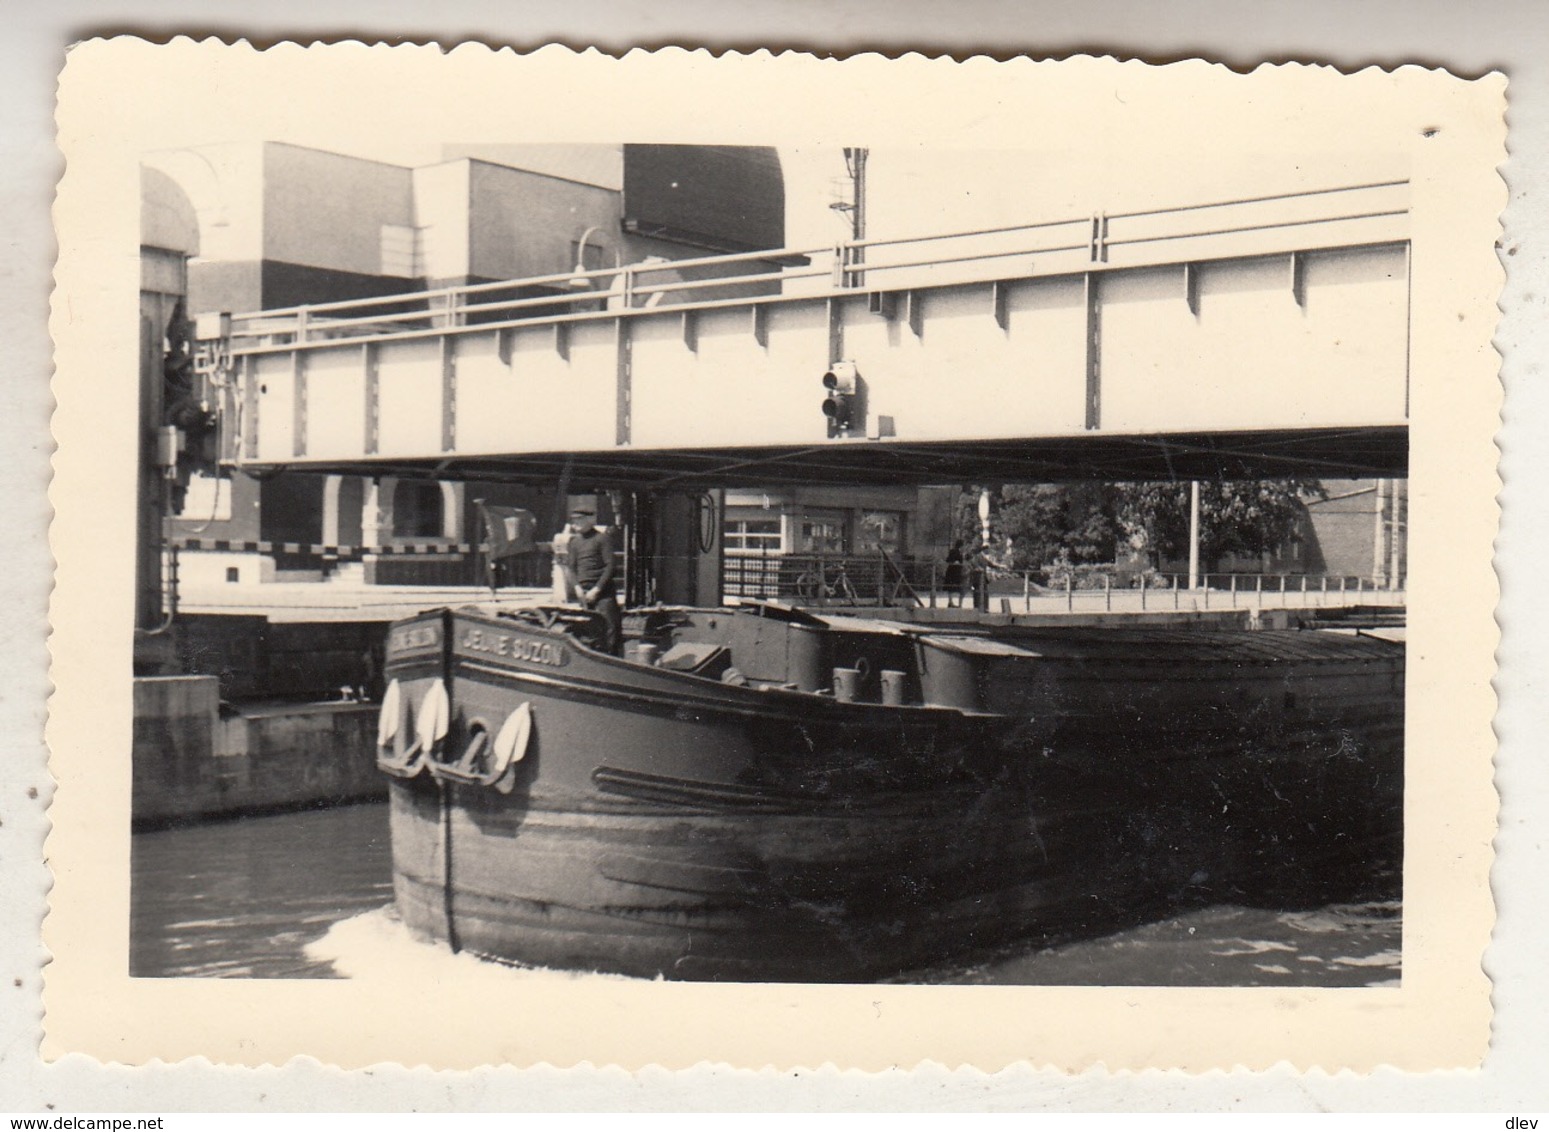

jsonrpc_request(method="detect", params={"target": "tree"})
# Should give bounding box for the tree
[1114,478,1324,570]
[957,483,1117,571]
[960,478,1323,575]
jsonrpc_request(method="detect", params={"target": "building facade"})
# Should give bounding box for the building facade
[721,484,960,600]
[151,142,791,589]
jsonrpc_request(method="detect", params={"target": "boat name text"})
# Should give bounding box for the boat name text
[387,623,441,655]
[459,627,569,667]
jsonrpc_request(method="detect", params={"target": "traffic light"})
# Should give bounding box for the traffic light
[822,361,860,438]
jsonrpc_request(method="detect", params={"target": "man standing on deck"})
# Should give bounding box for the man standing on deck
[566,506,621,655]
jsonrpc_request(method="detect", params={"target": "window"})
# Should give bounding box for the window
[380,224,420,278]
[799,510,847,554]
[857,510,904,555]
[393,480,445,540]
[725,515,782,554]
[723,511,782,598]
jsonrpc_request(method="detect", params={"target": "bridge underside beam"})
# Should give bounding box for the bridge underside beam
[251,425,1407,490]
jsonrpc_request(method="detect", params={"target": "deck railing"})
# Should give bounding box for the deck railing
[223,179,1410,354]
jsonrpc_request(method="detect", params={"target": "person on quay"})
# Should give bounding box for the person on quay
[971,544,992,612]
[566,506,621,655]
[943,539,966,609]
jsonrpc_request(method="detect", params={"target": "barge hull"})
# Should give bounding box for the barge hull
[390,780,1141,981]
[380,606,1404,981]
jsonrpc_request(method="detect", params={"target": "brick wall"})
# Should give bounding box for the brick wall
[1304,482,1379,578]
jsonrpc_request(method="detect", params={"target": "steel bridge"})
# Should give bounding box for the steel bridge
[204,179,1411,488]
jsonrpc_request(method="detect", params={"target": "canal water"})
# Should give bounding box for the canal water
[130,801,1400,986]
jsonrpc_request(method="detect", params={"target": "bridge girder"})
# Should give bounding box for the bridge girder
[244,425,1407,491]
[212,181,1413,492]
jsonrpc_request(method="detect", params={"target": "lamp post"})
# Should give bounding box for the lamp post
[568,225,603,289]
[830,147,868,289]
[1188,480,1201,591]
[843,146,868,241]
[143,146,232,236]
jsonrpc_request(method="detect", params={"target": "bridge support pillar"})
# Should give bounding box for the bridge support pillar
[440,481,465,542]
[321,475,367,548]
[361,476,396,547]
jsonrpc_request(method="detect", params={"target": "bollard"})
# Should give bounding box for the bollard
[832,667,863,703]
[1066,573,1074,612]
[880,669,907,706]
[1104,574,1112,612]
[1257,574,1263,608]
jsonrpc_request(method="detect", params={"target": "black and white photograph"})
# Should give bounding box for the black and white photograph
[131,136,1410,987]
[41,39,1503,1075]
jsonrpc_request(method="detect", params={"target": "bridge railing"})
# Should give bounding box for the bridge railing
[721,552,1406,615]
[224,179,1410,355]
[987,570,1405,614]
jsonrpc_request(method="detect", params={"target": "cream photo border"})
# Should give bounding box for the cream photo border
[46,40,1504,1072]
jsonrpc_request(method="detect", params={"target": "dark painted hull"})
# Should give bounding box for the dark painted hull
[380,605,1404,981]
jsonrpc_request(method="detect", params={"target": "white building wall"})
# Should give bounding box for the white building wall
[260,142,415,276]
[411,161,472,282]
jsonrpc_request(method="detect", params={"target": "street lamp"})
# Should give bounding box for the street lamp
[142,146,232,233]
[568,225,603,289]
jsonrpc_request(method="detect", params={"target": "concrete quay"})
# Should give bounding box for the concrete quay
[175,580,555,623]
[132,675,383,829]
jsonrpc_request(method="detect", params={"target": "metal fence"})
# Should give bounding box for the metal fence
[723,552,936,606]
[725,554,1405,614]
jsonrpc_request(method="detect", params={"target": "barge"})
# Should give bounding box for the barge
[376,601,1404,981]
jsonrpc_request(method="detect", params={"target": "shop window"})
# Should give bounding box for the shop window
[799,510,847,555]
[857,510,904,554]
